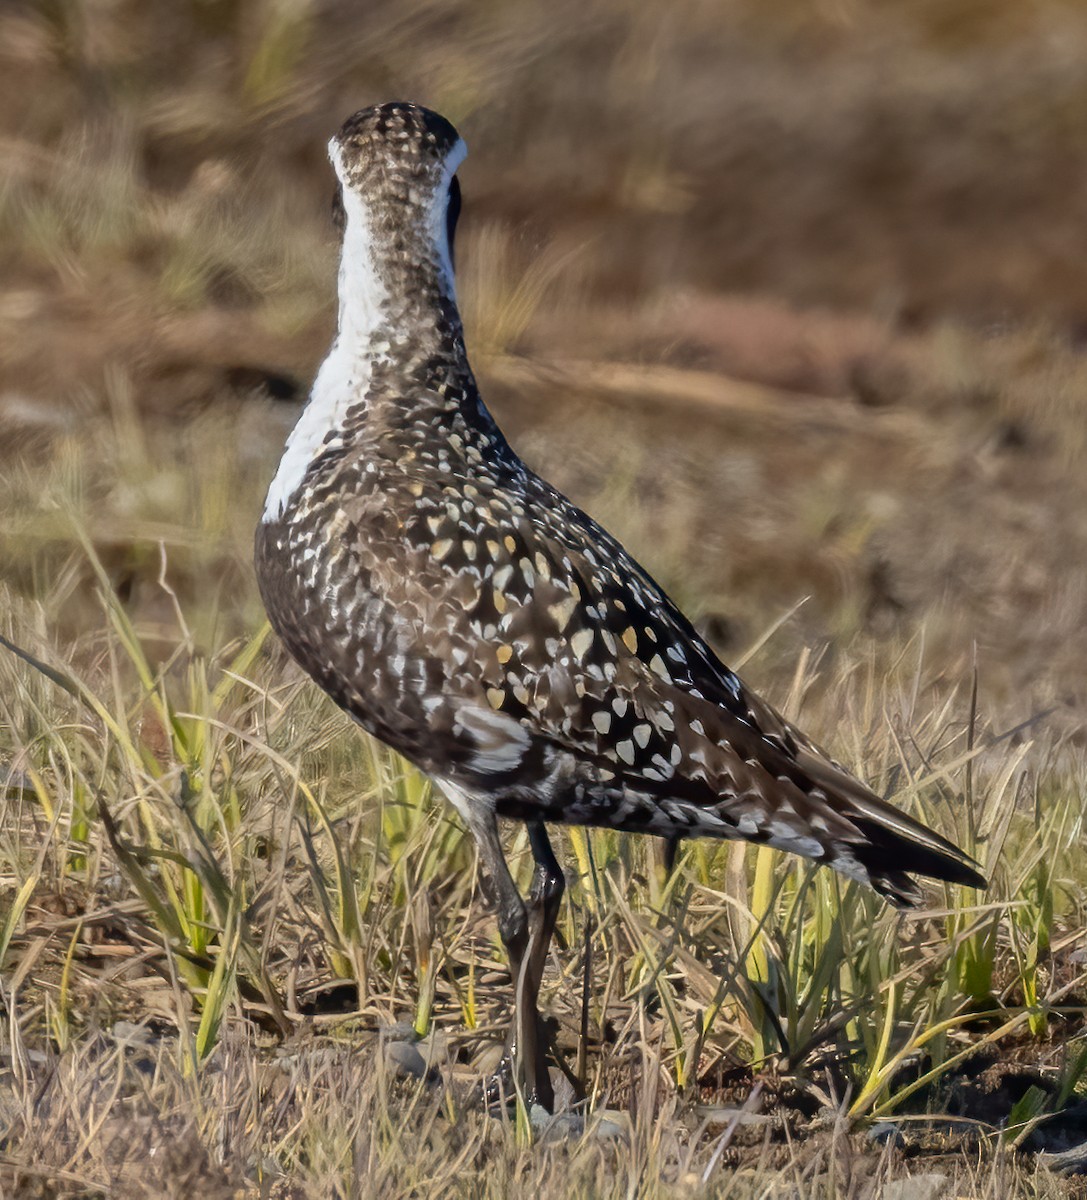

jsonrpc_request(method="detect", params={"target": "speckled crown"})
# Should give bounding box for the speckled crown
[332,102,463,184]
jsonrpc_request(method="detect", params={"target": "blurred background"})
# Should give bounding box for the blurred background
[2,0,1086,735]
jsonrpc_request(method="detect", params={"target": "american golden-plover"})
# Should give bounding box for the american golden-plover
[255,102,985,1111]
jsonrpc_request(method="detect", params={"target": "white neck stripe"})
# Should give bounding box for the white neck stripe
[261,136,467,523]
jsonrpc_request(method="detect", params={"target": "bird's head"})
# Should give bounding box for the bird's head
[329,102,466,296]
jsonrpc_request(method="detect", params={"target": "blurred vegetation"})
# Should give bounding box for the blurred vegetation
[2,0,1087,720]
[2,0,1087,1195]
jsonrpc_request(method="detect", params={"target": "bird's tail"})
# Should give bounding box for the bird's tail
[794,748,987,907]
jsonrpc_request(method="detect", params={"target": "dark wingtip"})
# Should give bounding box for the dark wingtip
[848,809,987,906]
[946,860,988,892]
[869,855,987,909]
[790,746,988,904]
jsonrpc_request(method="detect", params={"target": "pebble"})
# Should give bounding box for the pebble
[592,1110,629,1142]
[530,1105,578,1141]
[1038,1142,1087,1175]
[867,1120,906,1149]
[878,1174,950,1200]
[384,1040,428,1081]
[527,1106,627,1144]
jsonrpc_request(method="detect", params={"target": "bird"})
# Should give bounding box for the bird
[254,102,986,1112]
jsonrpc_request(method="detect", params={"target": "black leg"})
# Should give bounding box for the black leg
[521,821,565,1108]
[441,779,565,1113]
[462,808,553,1109]
[524,821,564,1007]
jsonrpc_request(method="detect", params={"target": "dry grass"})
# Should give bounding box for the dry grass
[3,0,1087,1196]
[2,398,1086,1197]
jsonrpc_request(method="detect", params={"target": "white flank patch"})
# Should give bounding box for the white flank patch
[435,776,481,826]
[262,135,468,522]
[453,703,530,775]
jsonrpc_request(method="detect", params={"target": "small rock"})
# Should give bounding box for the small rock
[417,1030,449,1063]
[592,1109,630,1143]
[532,1109,583,1142]
[879,1174,950,1200]
[384,1040,428,1080]
[528,1103,550,1126]
[276,1045,353,1074]
[1038,1142,1087,1175]
[868,1120,905,1148]
[382,1020,419,1042]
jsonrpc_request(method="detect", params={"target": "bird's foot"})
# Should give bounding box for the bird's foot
[476,1046,555,1114]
